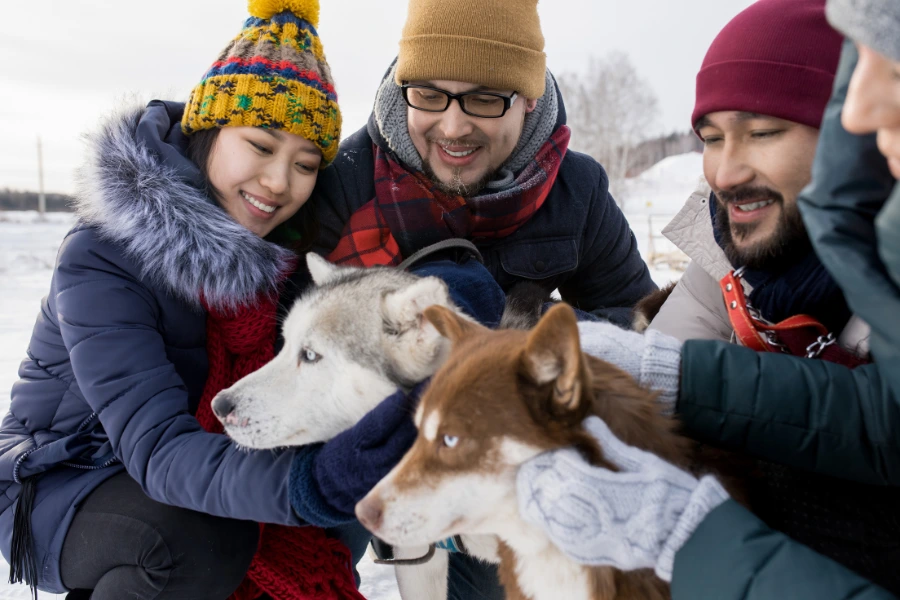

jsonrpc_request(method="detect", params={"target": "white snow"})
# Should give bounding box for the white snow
[623,151,703,285]
[0,154,701,598]
[0,212,73,599]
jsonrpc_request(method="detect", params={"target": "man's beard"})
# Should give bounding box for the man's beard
[714,186,811,271]
[422,159,494,197]
[421,133,495,197]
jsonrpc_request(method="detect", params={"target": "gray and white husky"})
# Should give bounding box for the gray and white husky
[212,253,524,599]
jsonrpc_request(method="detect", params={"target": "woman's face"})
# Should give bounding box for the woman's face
[842,43,900,178]
[207,127,322,238]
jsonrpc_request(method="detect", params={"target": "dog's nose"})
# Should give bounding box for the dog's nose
[212,393,236,421]
[355,496,385,532]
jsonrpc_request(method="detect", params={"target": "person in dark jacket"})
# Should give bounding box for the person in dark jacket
[0,1,441,598]
[515,2,900,599]
[305,0,656,327]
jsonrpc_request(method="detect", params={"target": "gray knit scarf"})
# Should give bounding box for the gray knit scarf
[372,65,560,191]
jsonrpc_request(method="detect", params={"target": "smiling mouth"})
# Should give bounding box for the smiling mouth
[440,146,479,158]
[241,191,277,214]
[733,199,775,212]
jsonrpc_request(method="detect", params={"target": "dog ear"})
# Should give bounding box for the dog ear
[522,303,587,412]
[423,305,482,343]
[307,253,342,286]
[381,277,453,328]
[380,278,461,382]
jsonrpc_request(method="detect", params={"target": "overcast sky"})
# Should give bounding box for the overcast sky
[0,0,754,194]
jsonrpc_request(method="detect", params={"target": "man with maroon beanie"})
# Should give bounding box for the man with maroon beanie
[518,0,899,597]
[648,0,895,589]
[649,0,860,348]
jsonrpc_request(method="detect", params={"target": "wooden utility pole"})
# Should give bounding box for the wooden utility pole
[37,136,46,218]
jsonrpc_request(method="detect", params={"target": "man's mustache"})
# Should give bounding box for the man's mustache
[716,186,783,205]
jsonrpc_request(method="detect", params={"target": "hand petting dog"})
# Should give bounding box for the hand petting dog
[517,416,729,582]
[288,381,427,526]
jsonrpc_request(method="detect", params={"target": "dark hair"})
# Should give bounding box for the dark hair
[185,128,319,253]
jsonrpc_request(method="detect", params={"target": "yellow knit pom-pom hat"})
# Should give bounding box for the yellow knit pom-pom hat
[395,0,546,99]
[182,0,341,165]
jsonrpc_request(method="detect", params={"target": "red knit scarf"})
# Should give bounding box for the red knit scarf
[328,126,571,267]
[196,287,366,600]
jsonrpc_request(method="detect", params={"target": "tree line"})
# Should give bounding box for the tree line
[558,52,702,210]
[0,189,73,212]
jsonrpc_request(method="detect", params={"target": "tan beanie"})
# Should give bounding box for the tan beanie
[395,0,547,99]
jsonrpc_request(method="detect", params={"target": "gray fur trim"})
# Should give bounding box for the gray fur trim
[72,104,295,311]
[826,0,900,61]
[373,67,559,183]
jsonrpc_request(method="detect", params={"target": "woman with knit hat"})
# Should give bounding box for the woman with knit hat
[0,1,435,598]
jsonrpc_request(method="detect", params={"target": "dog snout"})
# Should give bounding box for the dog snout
[212,393,237,422]
[356,496,385,532]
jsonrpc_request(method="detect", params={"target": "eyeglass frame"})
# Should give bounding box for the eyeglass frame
[400,84,519,118]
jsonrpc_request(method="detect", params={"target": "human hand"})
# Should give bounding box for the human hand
[517,416,728,582]
[576,321,682,413]
[289,382,425,525]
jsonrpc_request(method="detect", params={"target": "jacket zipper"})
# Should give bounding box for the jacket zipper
[61,456,120,471]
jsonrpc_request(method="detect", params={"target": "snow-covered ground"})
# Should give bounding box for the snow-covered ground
[0,151,704,599]
[624,151,702,286]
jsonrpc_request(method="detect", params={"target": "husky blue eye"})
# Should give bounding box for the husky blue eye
[299,348,321,364]
[442,435,459,448]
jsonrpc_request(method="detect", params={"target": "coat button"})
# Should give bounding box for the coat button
[534,260,547,273]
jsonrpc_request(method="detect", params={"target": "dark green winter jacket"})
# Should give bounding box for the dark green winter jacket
[670,42,900,599]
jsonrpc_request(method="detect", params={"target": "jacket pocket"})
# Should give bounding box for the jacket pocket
[498,239,579,280]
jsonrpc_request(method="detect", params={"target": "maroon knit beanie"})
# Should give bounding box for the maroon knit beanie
[692,0,843,132]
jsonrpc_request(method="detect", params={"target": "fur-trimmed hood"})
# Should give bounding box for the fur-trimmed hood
[73,100,295,310]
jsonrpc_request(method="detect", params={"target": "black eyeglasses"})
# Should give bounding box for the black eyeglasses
[401,84,519,118]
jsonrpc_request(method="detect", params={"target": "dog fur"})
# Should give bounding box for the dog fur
[212,254,505,599]
[358,303,694,600]
[632,281,677,332]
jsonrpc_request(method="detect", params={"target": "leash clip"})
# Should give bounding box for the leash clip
[764,330,788,352]
[806,333,836,358]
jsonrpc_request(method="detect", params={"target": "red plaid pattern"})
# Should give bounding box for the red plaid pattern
[329,126,571,267]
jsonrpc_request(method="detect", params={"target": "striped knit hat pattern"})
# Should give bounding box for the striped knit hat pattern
[182,0,341,165]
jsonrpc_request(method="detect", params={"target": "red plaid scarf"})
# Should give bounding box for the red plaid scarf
[328,126,571,267]
[196,285,366,600]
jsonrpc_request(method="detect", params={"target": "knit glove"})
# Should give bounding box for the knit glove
[517,416,728,582]
[411,258,506,328]
[289,382,425,527]
[577,321,682,414]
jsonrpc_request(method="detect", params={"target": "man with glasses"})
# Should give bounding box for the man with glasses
[311,0,656,327]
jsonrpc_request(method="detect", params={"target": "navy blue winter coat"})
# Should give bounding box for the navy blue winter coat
[310,75,657,326]
[0,102,304,593]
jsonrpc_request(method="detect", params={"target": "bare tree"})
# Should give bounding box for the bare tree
[557,53,659,210]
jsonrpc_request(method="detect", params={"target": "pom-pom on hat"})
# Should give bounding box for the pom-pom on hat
[691,0,842,132]
[182,0,341,165]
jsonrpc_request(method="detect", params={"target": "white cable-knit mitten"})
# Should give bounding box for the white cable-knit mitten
[517,416,729,582]
[577,322,682,414]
